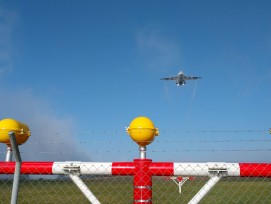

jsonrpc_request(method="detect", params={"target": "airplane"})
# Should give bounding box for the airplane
[160,71,201,86]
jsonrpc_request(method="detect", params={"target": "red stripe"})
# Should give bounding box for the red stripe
[112,162,135,175]
[239,163,271,177]
[0,162,53,174]
[149,162,174,176]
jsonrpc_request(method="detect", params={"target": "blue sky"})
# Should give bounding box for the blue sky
[0,1,271,162]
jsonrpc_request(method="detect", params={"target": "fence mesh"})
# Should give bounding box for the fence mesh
[0,129,271,203]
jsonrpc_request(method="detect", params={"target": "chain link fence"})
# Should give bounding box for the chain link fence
[2,176,264,204]
[1,129,271,203]
[1,162,271,203]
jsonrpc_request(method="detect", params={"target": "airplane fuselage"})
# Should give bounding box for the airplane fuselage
[177,71,185,85]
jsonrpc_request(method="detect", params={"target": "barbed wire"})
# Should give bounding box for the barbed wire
[0,129,269,155]
[1,148,271,155]
[151,148,271,153]
[156,139,271,143]
[159,129,269,133]
[30,129,270,135]
[24,139,271,145]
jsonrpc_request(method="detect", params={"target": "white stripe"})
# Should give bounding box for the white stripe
[173,162,240,176]
[52,162,112,175]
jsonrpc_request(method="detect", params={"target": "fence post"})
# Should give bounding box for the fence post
[9,131,22,204]
[133,159,152,204]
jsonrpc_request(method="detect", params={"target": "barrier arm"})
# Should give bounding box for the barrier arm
[1,161,271,204]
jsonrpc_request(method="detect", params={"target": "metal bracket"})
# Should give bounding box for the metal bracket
[208,167,228,177]
[62,162,81,175]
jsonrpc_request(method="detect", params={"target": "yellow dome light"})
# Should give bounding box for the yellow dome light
[126,116,159,147]
[0,118,31,145]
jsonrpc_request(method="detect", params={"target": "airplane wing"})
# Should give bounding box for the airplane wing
[184,76,201,80]
[160,76,178,80]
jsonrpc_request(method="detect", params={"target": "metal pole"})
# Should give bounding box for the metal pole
[139,146,146,159]
[6,146,13,162]
[9,131,22,204]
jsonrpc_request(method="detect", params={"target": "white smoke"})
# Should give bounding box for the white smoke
[0,88,91,162]
[0,7,90,162]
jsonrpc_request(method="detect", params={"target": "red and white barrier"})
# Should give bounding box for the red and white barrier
[1,161,271,177]
[1,161,271,204]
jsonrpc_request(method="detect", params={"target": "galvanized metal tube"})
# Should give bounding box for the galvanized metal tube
[9,131,22,204]
[9,132,22,162]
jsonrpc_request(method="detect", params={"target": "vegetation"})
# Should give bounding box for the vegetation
[0,177,271,203]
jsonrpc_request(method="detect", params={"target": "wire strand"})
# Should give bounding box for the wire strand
[24,139,271,145]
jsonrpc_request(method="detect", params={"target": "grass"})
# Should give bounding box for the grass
[1,177,271,203]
